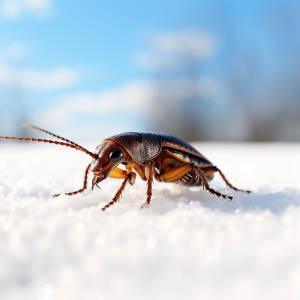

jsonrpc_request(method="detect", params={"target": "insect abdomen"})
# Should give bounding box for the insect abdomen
[176,169,206,186]
[158,134,213,186]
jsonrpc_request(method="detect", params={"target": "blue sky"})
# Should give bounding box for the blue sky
[1,0,299,142]
[2,0,214,89]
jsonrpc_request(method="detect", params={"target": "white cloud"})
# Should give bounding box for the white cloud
[139,29,215,71]
[30,75,220,129]
[0,64,80,90]
[0,0,51,19]
[31,81,158,127]
[7,42,27,61]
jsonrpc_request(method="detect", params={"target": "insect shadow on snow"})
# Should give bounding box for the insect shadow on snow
[165,187,300,214]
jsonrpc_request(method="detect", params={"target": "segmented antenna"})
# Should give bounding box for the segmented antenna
[22,123,77,145]
[0,125,98,159]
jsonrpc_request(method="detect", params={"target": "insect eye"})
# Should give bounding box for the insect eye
[109,148,124,163]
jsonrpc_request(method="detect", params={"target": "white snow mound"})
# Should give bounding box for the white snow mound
[0,142,300,300]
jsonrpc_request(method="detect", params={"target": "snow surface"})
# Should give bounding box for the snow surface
[1,142,300,300]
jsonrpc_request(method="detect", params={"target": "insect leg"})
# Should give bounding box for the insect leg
[145,161,154,204]
[108,168,127,179]
[192,165,233,200]
[158,163,233,200]
[133,165,147,181]
[53,163,91,198]
[101,172,136,211]
[216,167,251,193]
[153,168,162,182]
[157,164,193,183]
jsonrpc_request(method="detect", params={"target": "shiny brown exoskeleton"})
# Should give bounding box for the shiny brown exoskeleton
[0,124,250,210]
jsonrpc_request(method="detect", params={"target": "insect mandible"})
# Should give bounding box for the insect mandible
[0,124,250,210]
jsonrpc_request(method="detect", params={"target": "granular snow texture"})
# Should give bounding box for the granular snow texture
[0,142,300,300]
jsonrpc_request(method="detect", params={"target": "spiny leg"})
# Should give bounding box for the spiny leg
[101,172,136,211]
[53,163,91,198]
[145,161,154,204]
[216,167,251,193]
[193,165,233,200]
[198,165,251,194]
[157,163,233,200]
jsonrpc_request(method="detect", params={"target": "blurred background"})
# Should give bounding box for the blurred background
[1,0,300,144]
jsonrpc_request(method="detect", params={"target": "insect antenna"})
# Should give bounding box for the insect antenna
[22,123,78,145]
[0,125,98,159]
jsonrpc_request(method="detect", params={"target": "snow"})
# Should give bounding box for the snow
[1,142,300,300]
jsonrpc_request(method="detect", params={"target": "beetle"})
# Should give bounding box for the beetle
[0,124,250,210]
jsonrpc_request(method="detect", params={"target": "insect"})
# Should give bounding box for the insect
[0,124,250,210]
